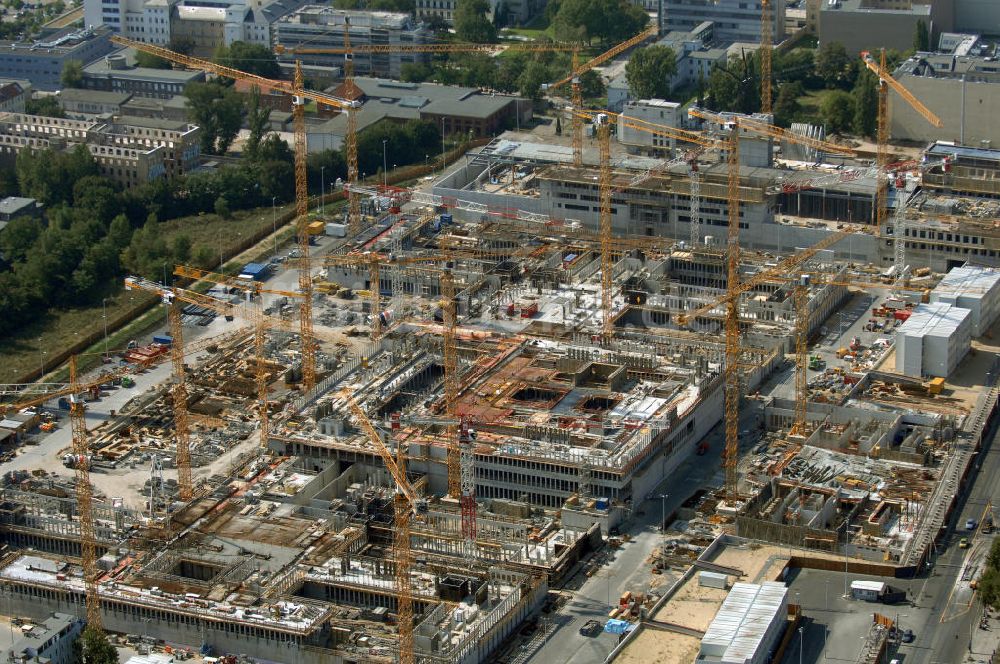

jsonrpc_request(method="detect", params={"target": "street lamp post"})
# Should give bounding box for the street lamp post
[37,339,44,379]
[659,494,669,532]
[102,298,109,359]
[798,626,804,664]
[382,139,388,187]
[321,166,325,215]
[272,197,278,258]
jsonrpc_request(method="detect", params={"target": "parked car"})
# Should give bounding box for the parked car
[960,537,970,549]
[966,518,978,531]
[579,620,602,637]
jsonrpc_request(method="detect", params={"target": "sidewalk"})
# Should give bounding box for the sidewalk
[970,604,1000,664]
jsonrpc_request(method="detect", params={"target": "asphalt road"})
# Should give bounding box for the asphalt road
[906,412,1000,664]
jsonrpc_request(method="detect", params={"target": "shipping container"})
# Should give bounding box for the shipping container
[152,335,173,346]
[240,263,270,281]
[325,223,347,237]
[306,221,325,235]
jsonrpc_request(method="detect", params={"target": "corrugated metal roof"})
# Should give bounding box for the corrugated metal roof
[934,265,1000,301]
[700,581,788,661]
[897,302,970,339]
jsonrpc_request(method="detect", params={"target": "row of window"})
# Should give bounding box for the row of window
[904,227,983,244]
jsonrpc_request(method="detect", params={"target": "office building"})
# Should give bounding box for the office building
[82,50,205,99]
[275,7,431,79]
[661,0,786,44]
[0,27,114,92]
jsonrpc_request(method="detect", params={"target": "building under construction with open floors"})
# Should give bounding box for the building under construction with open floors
[431,137,884,263]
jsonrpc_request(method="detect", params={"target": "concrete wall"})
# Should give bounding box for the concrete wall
[890,75,995,147]
[819,6,929,54]
[954,0,1000,33]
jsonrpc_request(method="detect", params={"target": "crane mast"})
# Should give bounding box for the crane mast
[293,61,317,390]
[760,0,772,114]
[597,116,614,342]
[724,122,741,498]
[167,297,193,501]
[792,276,809,436]
[343,20,361,236]
[69,355,103,631]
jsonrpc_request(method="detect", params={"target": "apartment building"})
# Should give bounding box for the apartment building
[0,81,31,113]
[0,113,200,188]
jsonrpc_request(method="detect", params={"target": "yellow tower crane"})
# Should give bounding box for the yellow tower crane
[111,36,359,391]
[760,0,772,114]
[546,26,659,165]
[343,393,420,664]
[859,50,943,258]
[68,355,104,632]
[166,293,193,501]
[791,275,809,436]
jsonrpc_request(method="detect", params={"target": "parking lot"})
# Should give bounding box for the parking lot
[780,567,931,664]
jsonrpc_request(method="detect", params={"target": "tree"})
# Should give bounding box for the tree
[625,45,676,99]
[913,19,930,52]
[73,176,120,222]
[25,96,65,117]
[773,82,803,127]
[454,0,497,43]
[243,86,271,161]
[75,626,118,664]
[774,48,818,89]
[423,15,450,33]
[555,116,562,135]
[400,62,433,83]
[135,50,172,69]
[257,134,294,164]
[60,59,83,88]
[706,51,760,114]
[214,196,231,219]
[578,69,606,99]
[107,213,132,249]
[193,245,216,269]
[518,61,549,101]
[820,90,855,133]
[213,42,281,79]
[16,145,98,207]
[0,215,42,263]
[553,0,646,45]
[169,36,196,55]
[851,69,878,137]
[493,0,510,27]
[184,81,243,154]
[815,42,854,90]
[172,234,192,264]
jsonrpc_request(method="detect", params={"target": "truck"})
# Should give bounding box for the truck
[808,355,825,370]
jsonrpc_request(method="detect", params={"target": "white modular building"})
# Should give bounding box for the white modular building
[895,302,972,378]
[930,265,1000,337]
[698,581,789,664]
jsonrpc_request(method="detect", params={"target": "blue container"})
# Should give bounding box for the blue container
[440,213,453,225]
[595,498,610,510]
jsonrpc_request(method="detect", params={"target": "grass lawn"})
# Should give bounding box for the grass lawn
[797,89,835,121]
[0,202,298,384]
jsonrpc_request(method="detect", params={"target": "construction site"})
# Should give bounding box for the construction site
[2,27,1000,664]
